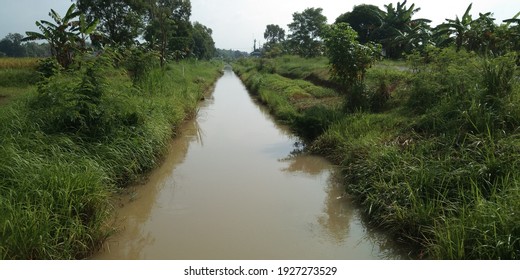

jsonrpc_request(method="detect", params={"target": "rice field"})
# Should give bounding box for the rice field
[0,57,40,69]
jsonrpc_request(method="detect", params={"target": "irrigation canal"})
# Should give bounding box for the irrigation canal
[94,67,403,259]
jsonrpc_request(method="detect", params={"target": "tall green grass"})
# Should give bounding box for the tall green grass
[0,56,222,259]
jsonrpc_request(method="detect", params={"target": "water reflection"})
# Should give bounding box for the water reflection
[317,174,352,244]
[279,152,352,245]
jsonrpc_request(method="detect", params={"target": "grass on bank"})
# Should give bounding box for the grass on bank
[0,55,222,259]
[235,52,520,259]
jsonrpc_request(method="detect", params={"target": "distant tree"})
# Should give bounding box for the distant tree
[264,24,285,45]
[435,4,510,55]
[144,0,192,66]
[216,48,248,61]
[504,13,520,27]
[391,20,433,54]
[24,42,52,57]
[263,24,286,57]
[0,33,26,57]
[191,22,215,60]
[287,7,327,57]
[504,13,520,52]
[75,0,146,47]
[0,33,51,57]
[336,4,383,44]
[466,12,498,54]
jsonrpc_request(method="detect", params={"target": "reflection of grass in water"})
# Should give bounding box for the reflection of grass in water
[317,171,352,245]
[280,154,329,176]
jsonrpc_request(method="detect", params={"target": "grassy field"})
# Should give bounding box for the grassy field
[234,52,520,259]
[0,57,40,69]
[0,58,40,104]
[0,56,222,259]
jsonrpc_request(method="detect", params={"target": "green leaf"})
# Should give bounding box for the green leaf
[22,31,45,41]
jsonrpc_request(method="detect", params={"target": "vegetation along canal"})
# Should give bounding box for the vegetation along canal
[94,68,402,259]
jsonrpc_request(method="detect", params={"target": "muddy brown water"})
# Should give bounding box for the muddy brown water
[94,68,403,260]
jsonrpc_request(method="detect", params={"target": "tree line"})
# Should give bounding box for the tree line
[2,0,216,67]
[258,1,519,111]
[262,1,520,59]
[0,33,51,57]
[75,0,216,63]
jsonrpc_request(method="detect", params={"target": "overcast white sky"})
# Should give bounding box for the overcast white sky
[1,0,519,52]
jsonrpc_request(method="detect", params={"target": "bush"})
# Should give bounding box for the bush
[294,106,340,140]
[343,82,369,112]
[405,72,444,114]
[30,57,113,138]
[480,53,517,110]
[36,58,61,79]
[368,80,391,112]
[122,47,160,85]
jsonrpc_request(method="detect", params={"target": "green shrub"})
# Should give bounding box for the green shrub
[405,72,444,114]
[294,106,341,140]
[36,58,61,79]
[30,57,113,138]
[343,82,369,112]
[123,47,160,85]
[368,79,391,112]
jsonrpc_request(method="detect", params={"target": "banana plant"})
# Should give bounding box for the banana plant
[77,14,101,51]
[503,12,520,26]
[503,12,520,52]
[23,3,99,68]
[376,0,430,58]
[435,3,474,51]
[391,21,433,54]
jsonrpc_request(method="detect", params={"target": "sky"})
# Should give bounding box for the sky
[1,0,519,52]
